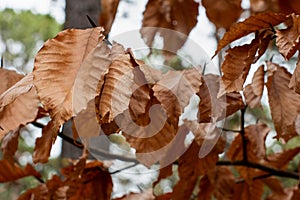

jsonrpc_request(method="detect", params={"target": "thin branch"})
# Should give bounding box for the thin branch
[110,162,139,174]
[216,160,299,180]
[235,174,272,184]
[217,127,240,133]
[86,15,97,27]
[1,56,3,68]
[33,175,45,184]
[240,107,248,162]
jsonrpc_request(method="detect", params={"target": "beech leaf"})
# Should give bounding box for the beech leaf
[244,65,265,108]
[289,56,300,94]
[276,14,300,60]
[33,121,58,163]
[202,0,242,30]
[99,0,120,36]
[266,62,300,141]
[33,27,104,128]
[1,130,19,164]
[0,68,24,94]
[97,43,137,123]
[141,0,199,54]
[0,74,39,139]
[215,12,286,56]
[0,160,41,183]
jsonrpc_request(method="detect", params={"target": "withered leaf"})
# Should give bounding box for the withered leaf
[244,65,265,108]
[266,62,300,141]
[0,74,39,139]
[113,189,154,200]
[215,12,286,56]
[33,120,58,163]
[232,180,264,200]
[172,139,225,199]
[141,0,199,54]
[198,74,244,122]
[153,68,202,125]
[97,43,137,124]
[289,56,300,94]
[1,130,19,164]
[220,30,272,94]
[73,41,111,115]
[0,68,24,94]
[99,0,120,36]
[202,0,242,30]
[0,160,41,183]
[276,14,300,60]
[33,27,103,128]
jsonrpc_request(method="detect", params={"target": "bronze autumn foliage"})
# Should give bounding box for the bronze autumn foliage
[0,1,300,199]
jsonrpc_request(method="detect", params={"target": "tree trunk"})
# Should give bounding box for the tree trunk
[64,0,101,29]
[61,0,109,159]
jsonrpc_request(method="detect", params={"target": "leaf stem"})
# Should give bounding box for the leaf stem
[240,107,248,162]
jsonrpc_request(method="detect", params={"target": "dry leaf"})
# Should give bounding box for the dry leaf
[276,14,300,60]
[289,57,300,93]
[220,30,272,94]
[0,160,41,183]
[141,0,199,54]
[153,68,202,125]
[244,65,265,108]
[0,74,39,139]
[72,41,111,115]
[33,121,58,163]
[214,12,286,56]
[97,43,137,124]
[99,0,120,36]
[113,189,154,200]
[232,180,264,200]
[202,0,242,30]
[1,130,19,164]
[198,74,244,122]
[0,68,24,94]
[33,27,104,128]
[266,62,300,141]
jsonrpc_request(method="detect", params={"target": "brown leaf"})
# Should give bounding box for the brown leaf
[244,65,265,108]
[141,0,199,54]
[198,175,214,199]
[278,0,300,15]
[220,30,272,94]
[0,74,39,139]
[261,177,285,195]
[113,189,154,200]
[0,68,24,94]
[72,41,111,115]
[1,130,19,164]
[172,139,225,199]
[276,14,300,60]
[289,56,300,94]
[33,121,58,163]
[250,0,279,13]
[266,62,300,141]
[227,124,270,181]
[198,74,244,122]
[33,27,104,128]
[99,0,120,36]
[0,160,41,183]
[264,147,300,170]
[215,12,286,56]
[153,68,202,125]
[232,180,264,200]
[267,186,300,200]
[97,43,137,124]
[202,0,242,30]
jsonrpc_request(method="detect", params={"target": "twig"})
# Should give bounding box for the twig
[110,162,139,174]
[240,107,248,162]
[217,127,240,133]
[1,56,3,68]
[216,160,299,180]
[86,15,97,27]
[235,174,272,183]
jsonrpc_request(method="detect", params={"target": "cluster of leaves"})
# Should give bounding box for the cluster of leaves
[0,0,300,199]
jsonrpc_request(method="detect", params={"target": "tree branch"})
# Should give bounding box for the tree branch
[216,160,299,180]
[240,107,248,162]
